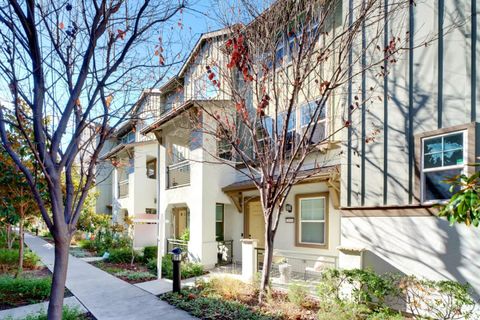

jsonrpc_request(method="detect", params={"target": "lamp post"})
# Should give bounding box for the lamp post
[171,247,182,293]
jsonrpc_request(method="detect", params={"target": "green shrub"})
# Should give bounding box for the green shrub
[143,246,158,261]
[288,283,309,306]
[181,262,204,279]
[24,251,40,268]
[0,276,51,306]
[147,258,157,273]
[77,239,95,251]
[17,306,88,320]
[158,255,203,279]
[107,248,139,263]
[161,254,173,278]
[0,249,18,265]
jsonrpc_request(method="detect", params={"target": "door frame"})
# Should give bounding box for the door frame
[244,197,265,244]
[173,207,188,238]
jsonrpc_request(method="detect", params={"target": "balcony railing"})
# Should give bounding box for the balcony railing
[118,180,129,198]
[167,161,190,189]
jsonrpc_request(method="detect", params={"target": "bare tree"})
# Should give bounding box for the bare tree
[0,0,185,318]
[188,0,420,299]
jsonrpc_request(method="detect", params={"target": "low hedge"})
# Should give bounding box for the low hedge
[143,246,158,261]
[0,276,51,307]
[107,248,140,264]
[0,249,40,268]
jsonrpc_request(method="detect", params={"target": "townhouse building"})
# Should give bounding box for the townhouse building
[96,0,480,296]
[100,90,161,248]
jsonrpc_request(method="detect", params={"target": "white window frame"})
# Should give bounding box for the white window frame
[300,99,328,142]
[297,195,327,246]
[420,130,467,204]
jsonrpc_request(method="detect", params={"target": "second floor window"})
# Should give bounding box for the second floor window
[300,100,327,143]
[421,131,466,203]
[276,111,296,150]
[121,131,135,144]
[217,137,232,160]
[170,144,188,164]
[146,159,157,179]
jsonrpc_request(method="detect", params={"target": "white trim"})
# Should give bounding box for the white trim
[420,130,467,204]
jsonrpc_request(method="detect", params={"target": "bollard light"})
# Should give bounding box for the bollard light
[171,247,182,293]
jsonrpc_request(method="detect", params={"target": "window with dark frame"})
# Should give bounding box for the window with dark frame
[421,131,466,202]
[217,137,232,160]
[215,204,224,241]
[146,159,157,179]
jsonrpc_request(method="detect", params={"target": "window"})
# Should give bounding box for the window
[217,137,232,160]
[120,131,135,144]
[171,144,188,164]
[300,100,327,143]
[216,204,224,241]
[421,131,466,202]
[145,208,157,215]
[296,193,328,247]
[277,112,296,150]
[146,159,157,179]
[193,66,219,99]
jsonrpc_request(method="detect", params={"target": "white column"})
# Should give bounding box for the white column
[337,246,365,270]
[240,239,258,282]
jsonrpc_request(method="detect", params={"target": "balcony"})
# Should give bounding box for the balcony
[167,161,190,189]
[118,180,129,198]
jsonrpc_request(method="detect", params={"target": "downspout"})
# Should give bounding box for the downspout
[155,137,163,279]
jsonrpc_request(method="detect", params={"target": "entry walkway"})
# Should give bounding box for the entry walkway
[24,234,196,320]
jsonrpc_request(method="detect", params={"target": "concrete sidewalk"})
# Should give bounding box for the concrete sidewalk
[24,234,196,320]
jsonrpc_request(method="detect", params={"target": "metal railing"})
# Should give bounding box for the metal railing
[166,238,189,259]
[118,180,129,198]
[167,161,190,188]
[217,240,233,265]
[255,248,338,281]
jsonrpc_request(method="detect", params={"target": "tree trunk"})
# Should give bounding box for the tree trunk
[47,236,70,320]
[259,230,275,302]
[6,224,12,249]
[16,218,24,277]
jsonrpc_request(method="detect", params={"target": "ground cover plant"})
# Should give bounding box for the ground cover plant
[4,306,94,320]
[0,275,51,309]
[161,272,478,320]
[90,261,156,284]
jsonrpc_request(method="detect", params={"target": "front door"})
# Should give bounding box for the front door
[174,207,188,238]
[246,200,265,248]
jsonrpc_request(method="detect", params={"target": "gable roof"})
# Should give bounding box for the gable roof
[177,27,232,78]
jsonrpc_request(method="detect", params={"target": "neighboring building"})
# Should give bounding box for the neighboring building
[340,0,480,297]
[100,90,162,248]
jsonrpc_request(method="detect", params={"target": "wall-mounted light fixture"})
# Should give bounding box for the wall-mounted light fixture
[285,203,293,213]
